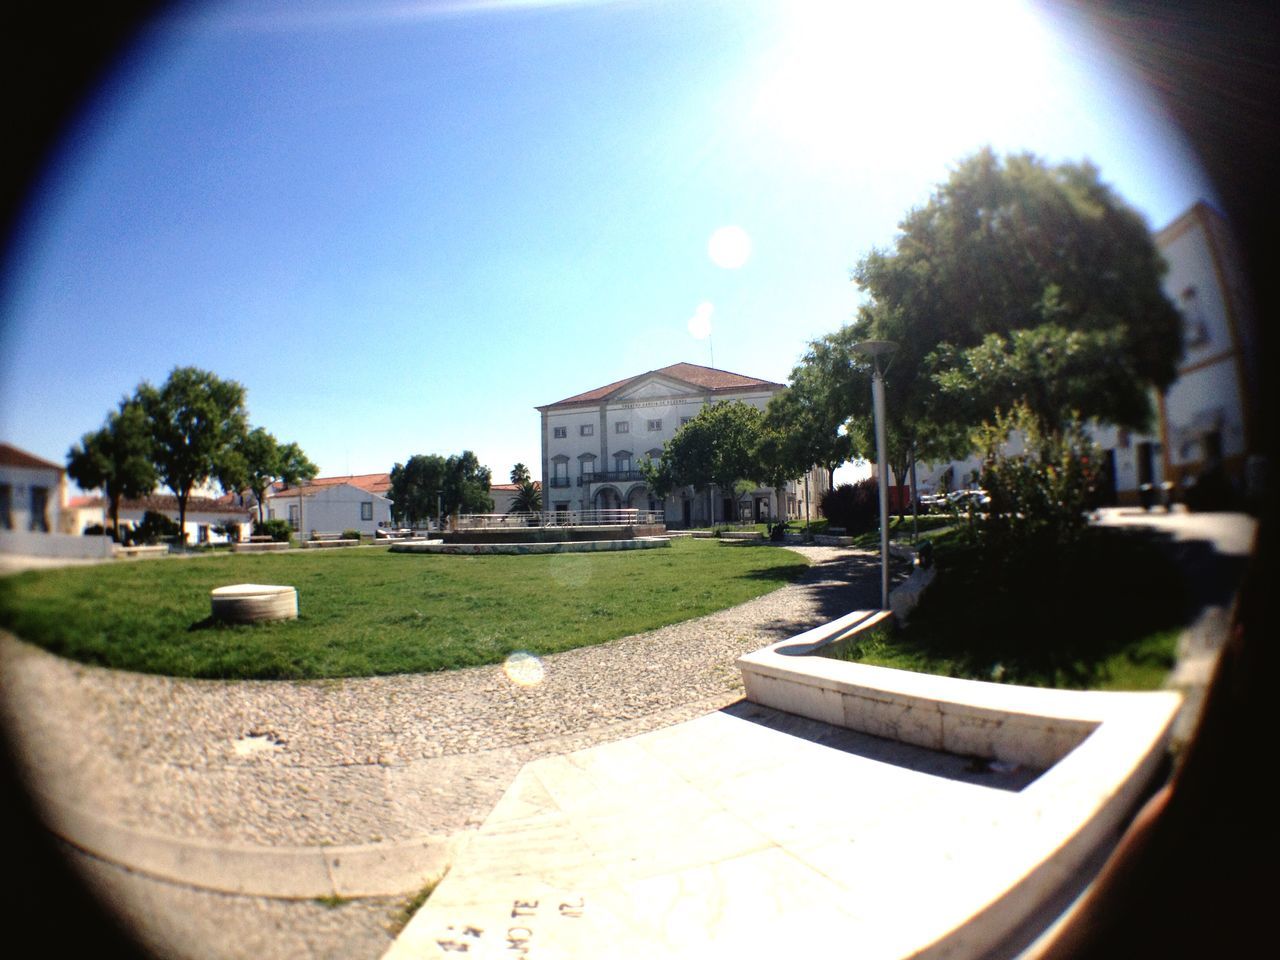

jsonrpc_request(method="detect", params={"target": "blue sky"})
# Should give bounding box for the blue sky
[0,0,1213,489]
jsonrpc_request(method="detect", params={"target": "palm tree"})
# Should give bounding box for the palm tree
[508,478,542,516]
[510,462,532,485]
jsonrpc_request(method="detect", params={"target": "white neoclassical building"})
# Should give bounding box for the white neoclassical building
[536,362,829,527]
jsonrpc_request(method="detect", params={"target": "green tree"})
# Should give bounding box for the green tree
[228,428,319,524]
[442,451,493,516]
[66,397,157,539]
[508,479,542,514]
[643,401,763,524]
[509,463,531,485]
[851,148,1182,441]
[138,367,249,544]
[389,454,446,524]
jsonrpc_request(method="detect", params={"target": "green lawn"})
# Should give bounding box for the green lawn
[0,539,808,680]
[823,525,1188,690]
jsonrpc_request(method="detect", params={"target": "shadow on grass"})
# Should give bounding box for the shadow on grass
[856,524,1248,689]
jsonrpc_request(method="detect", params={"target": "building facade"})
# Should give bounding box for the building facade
[536,363,828,526]
[266,477,394,536]
[911,201,1262,507]
[0,443,65,534]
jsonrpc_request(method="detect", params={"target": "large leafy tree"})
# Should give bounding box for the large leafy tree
[644,400,764,523]
[66,397,156,539]
[389,454,446,524]
[851,148,1182,442]
[443,451,493,516]
[138,367,249,543]
[227,427,319,524]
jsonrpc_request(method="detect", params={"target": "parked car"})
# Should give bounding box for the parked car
[946,488,991,511]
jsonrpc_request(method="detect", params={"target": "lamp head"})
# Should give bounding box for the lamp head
[852,339,899,373]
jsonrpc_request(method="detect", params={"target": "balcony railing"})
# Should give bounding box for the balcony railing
[580,470,646,485]
[455,509,664,528]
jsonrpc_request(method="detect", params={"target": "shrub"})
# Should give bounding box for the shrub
[134,510,180,546]
[819,479,880,534]
[212,521,241,543]
[341,529,362,542]
[254,519,293,543]
[970,402,1099,571]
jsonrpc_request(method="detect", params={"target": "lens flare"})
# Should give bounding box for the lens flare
[708,225,751,269]
[503,651,545,687]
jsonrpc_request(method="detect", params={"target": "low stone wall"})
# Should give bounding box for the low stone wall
[391,537,672,556]
[439,524,665,545]
[113,545,168,559]
[232,541,290,553]
[0,530,115,559]
[737,610,1181,959]
[302,539,360,549]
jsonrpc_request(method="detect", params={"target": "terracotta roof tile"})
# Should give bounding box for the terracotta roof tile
[0,442,64,472]
[539,363,783,409]
[274,473,392,496]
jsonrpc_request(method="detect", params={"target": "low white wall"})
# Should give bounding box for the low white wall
[0,530,115,559]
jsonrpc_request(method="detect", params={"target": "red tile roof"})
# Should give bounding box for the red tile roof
[274,473,392,497]
[0,442,64,472]
[539,363,783,410]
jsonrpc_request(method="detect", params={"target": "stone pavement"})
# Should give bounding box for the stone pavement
[0,544,906,959]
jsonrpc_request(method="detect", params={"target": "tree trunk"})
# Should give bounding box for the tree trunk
[109,492,121,540]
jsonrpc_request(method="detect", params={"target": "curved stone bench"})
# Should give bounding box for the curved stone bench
[210,584,298,623]
[736,610,1181,958]
[231,541,289,553]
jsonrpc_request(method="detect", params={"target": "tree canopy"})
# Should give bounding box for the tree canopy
[443,451,493,516]
[389,454,445,524]
[66,397,156,539]
[390,450,493,523]
[644,401,765,522]
[228,427,319,524]
[850,148,1182,441]
[138,367,249,542]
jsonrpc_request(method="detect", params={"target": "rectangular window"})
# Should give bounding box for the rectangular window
[361,501,373,521]
[0,483,11,530]
[647,419,662,431]
[288,504,300,530]
[580,424,594,436]
[29,486,49,532]
[553,426,567,439]
[615,421,629,434]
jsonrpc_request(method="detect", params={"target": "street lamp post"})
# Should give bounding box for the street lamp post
[852,340,899,610]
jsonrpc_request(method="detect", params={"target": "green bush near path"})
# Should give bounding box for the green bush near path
[0,539,808,680]
[822,525,1187,690]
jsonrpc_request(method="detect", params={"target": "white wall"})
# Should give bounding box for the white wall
[266,483,393,537]
[0,530,114,558]
[0,463,63,533]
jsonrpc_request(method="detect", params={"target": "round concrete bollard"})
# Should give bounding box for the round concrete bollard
[210,583,298,624]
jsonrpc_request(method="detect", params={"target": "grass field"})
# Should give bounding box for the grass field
[0,539,809,680]
[822,525,1187,690]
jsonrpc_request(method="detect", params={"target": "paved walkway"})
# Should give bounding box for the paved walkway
[1,544,906,959]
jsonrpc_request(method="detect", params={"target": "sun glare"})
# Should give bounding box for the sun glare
[707,225,752,269]
[751,1,1059,172]
[687,301,714,339]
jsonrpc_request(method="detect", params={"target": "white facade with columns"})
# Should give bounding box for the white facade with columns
[536,363,828,526]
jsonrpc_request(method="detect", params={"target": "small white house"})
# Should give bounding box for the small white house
[0,442,65,534]
[265,481,393,537]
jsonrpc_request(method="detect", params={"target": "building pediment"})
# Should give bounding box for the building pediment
[611,374,703,402]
